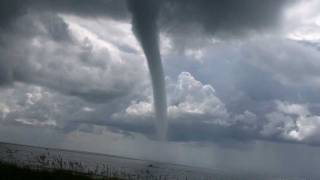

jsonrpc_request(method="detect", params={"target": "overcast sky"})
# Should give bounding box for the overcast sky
[1,0,320,177]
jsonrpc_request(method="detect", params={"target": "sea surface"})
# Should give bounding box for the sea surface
[0,142,309,180]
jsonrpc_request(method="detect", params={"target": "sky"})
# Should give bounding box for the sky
[1,0,320,177]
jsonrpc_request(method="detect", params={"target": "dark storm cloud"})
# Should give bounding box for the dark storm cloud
[34,0,127,18]
[0,0,26,28]
[158,0,294,50]
[0,0,129,28]
[160,0,291,37]
[124,0,294,52]
[0,0,293,35]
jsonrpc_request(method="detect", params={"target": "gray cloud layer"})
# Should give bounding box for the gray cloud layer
[160,0,291,38]
[2,0,320,148]
[0,0,292,34]
[0,0,295,91]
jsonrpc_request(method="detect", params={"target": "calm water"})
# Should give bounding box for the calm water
[0,142,308,180]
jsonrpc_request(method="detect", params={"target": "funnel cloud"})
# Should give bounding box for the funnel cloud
[127,0,167,140]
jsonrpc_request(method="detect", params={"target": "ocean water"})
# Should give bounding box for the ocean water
[0,142,307,180]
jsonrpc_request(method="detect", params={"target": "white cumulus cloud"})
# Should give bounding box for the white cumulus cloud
[262,101,320,143]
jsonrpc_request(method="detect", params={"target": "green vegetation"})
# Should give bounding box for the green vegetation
[0,162,122,180]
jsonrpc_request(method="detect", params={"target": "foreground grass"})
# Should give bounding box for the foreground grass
[0,162,122,180]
